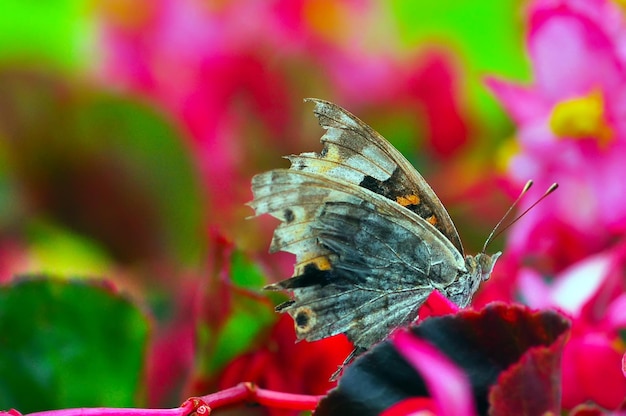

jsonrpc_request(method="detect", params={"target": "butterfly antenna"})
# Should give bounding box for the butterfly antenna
[481,180,534,252]
[482,181,558,252]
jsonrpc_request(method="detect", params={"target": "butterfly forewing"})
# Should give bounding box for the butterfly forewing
[291,98,463,254]
[250,169,464,286]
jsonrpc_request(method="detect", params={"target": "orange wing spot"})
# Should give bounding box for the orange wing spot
[294,257,331,276]
[396,194,420,207]
[427,215,438,226]
[310,256,332,271]
[314,145,341,174]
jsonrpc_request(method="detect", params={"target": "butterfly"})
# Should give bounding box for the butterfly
[249,98,502,379]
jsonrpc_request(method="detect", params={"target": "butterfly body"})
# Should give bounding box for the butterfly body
[249,99,500,372]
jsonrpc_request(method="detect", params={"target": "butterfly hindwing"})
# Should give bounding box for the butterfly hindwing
[316,200,460,289]
[250,169,464,349]
[280,277,430,351]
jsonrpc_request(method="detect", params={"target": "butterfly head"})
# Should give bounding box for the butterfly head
[448,252,501,308]
[473,251,502,282]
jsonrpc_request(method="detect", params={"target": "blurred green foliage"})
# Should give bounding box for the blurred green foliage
[391,0,530,131]
[0,278,149,412]
[0,0,93,69]
[0,69,206,270]
[200,250,275,375]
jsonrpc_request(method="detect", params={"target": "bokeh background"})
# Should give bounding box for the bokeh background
[2,0,625,414]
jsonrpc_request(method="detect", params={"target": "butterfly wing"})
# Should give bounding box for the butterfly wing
[250,169,465,350]
[289,98,463,254]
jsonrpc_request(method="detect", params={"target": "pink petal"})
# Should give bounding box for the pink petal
[484,77,549,124]
[562,337,589,409]
[589,143,626,230]
[418,290,458,320]
[528,3,624,100]
[392,330,476,416]
[548,252,613,316]
[517,267,551,308]
[405,53,468,157]
[604,293,626,329]
[562,333,626,410]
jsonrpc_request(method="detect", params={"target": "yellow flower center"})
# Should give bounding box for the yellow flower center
[549,90,613,146]
[496,138,521,172]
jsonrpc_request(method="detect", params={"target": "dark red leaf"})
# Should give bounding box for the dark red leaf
[488,331,568,415]
[316,303,570,416]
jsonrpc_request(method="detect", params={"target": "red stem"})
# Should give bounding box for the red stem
[197,382,323,411]
[5,383,322,416]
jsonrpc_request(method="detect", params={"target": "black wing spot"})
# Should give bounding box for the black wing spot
[359,174,383,194]
[358,167,405,199]
[294,307,317,333]
[296,310,309,327]
[277,263,334,289]
[359,168,437,221]
[284,208,295,223]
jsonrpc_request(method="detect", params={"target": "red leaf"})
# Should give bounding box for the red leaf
[317,303,571,415]
[489,332,568,415]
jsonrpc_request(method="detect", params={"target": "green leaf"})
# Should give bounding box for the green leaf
[230,250,266,288]
[74,93,207,265]
[0,69,207,267]
[0,0,94,69]
[205,298,274,374]
[201,250,275,375]
[0,278,150,413]
[26,220,113,276]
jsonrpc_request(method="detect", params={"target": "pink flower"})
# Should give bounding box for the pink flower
[517,236,626,409]
[486,0,626,267]
[485,1,626,409]
[97,0,298,226]
[562,332,626,410]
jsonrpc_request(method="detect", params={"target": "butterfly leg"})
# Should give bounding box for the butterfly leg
[329,346,366,381]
